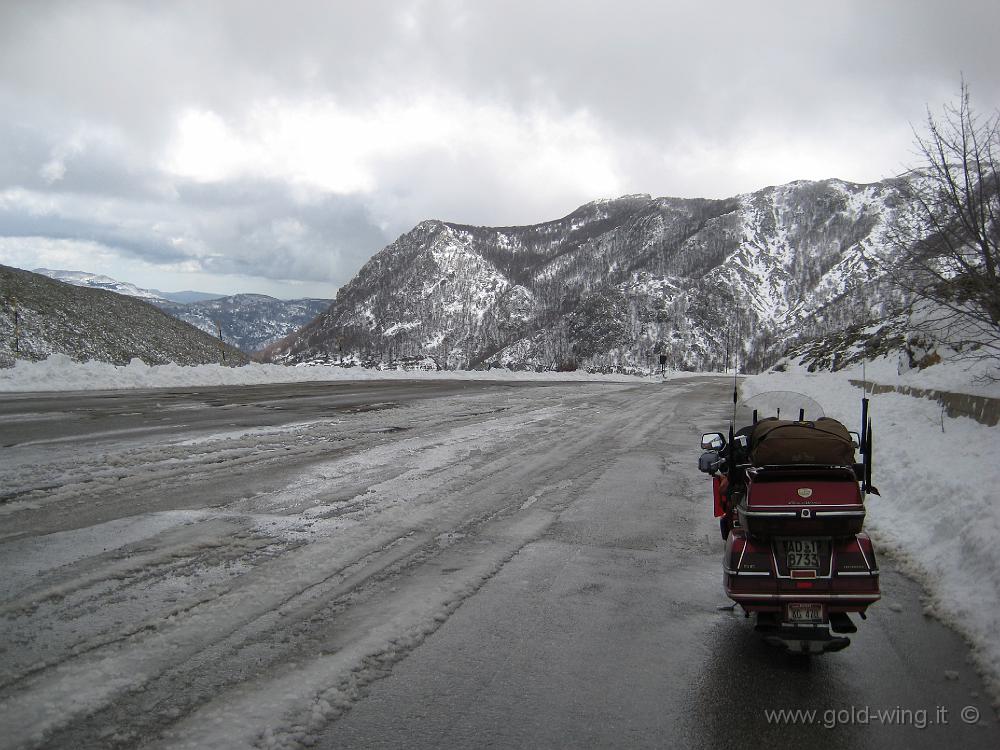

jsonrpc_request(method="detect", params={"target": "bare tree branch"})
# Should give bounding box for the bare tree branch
[887,82,1000,372]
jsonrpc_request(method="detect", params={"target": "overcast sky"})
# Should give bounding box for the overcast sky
[1,1,998,299]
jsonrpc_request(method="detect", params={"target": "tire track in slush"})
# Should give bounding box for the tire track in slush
[0,381,694,749]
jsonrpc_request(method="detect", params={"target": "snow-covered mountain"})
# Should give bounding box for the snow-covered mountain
[156,295,332,354]
[1,265,248,367]
[34,268,172,302]
[32,268,331,353]
[265,178,912,373]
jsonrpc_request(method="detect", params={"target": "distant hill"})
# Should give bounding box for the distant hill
[31,268,331,353]
[34,268,172,302]
[1,265,248,367]
[156,295,332,353]
[34,269,225,304]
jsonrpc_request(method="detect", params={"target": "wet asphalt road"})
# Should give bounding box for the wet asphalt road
[1,378,997,749]
[314,378,999,750]
[321,546,998,749]
[0,379,560,448]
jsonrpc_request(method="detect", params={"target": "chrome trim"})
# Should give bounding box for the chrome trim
[724,568,772,577]
[856,537,872,571]
[814,511,866,517]
[736,538,747,570]
[726,593,881,601]
[750,504,864,510]
[745,511,797,517]
[837,571,880,576]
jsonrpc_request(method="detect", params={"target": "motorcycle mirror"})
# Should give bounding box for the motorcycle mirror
[701,432,725,451]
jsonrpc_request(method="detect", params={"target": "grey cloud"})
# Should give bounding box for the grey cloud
[0,176,390,287]
[402,1,1000,152]
[1,0,998,294]
[0,86,392,285]
[0,212,190,266]
[0,116,53,189]
[0,1,420,147]
[5,1,997,153]
[0,114,175,201]
[365,147,595,231]
[174,181,390,283]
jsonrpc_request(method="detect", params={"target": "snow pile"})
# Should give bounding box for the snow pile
[900,297,1000,390]
[0,353,683,392]
[744,359,1000,699]
[870,357,999,398]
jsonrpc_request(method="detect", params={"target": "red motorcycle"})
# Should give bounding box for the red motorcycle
[699,391,880,654]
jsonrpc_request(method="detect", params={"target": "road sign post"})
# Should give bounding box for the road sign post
[214,320,226,364]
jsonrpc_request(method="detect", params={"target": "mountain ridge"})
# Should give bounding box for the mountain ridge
[264,177,910,372]
[32,269,331,353]
[1,265,248,367]
[156,294,332,353]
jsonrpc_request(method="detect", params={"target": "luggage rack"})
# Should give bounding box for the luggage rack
[745,463,864,482]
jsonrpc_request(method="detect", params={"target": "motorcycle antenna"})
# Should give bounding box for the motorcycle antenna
[728,342,738,492]
[860,358,869,458]
[859,357,876,497]
[730,333,739,430]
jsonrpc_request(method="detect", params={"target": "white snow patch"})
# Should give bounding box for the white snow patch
[0,511,202,591]
[382,321,420,337]
[0,353,666,392]
[176,420,339,446]
[520,479,573,510]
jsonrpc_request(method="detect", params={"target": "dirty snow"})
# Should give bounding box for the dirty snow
[0,379,675,748]
[0,353,676,393]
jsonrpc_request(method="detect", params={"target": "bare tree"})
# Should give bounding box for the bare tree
[888,82,1000,372]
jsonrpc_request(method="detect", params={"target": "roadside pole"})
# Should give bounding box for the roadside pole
[215,319,226,364]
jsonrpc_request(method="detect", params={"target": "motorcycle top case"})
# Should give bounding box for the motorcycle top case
[749,417,855,467]
[736,466,866,539]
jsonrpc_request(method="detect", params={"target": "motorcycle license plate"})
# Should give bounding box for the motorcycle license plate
[784,538,821,569]
[786,603,824,623]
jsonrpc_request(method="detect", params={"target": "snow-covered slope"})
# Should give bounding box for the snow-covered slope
[266,179,911,372]
[32,268,331,353]
[157,295,332,353]
[35,268,170,302]
[1,265,248,367]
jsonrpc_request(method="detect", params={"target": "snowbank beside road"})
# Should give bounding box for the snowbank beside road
[816,350,1000,399]
[743,361,1000,702]
[0,353,688,392]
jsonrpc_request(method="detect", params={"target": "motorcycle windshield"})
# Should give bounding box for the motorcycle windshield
[734,391,824,429]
